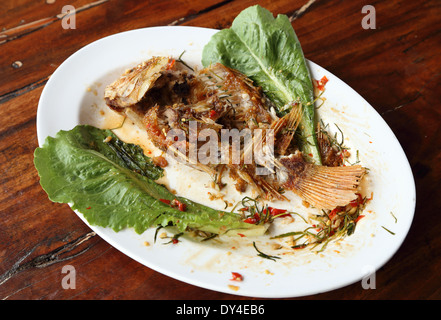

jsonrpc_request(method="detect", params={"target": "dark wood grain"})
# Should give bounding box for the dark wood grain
[0,0,440,300]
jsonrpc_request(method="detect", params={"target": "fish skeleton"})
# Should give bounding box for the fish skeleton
[104,56,365,210]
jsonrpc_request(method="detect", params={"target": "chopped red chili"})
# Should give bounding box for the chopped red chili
[230,272,243,281]
[270,207,288,217]
[209,109,217,119]
[244,217,258,224]
[328,207,341,220]
[316,75,329,91]
[349,193,363,207]
[172,199,186,212]
[159,199,171,205]
[166,59,175,70]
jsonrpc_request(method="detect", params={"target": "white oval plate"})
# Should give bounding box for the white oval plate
[36,26,415,298]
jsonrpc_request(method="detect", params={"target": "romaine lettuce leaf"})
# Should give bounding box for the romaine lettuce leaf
[202,5,321,164]
[34,125,265,236]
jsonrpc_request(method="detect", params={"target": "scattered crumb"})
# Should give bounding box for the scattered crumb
[271,243,283,250]
[264,269,274,275]
[230,272,243,281]
[207,191,225,201]
[228,285,240,291]
[143,241,150,246]
[285,235,295,247]
[152,155,168,168]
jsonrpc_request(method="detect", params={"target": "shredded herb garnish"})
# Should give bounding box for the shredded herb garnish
[382,226,395,235]
[390,211,397,223]
[236,196,292,226]
[109,115,127,130]
[272,193,371,252]
[334,123,345,147]
[318,121,347,151]
[177,50,194,71]
[163,232,184,244]
[253,241,280,262]
[154,225,164,243]
[290,211,308,224]
[200,233,218,242]
[313,89,326,110]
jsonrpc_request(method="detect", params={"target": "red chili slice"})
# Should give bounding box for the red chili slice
[230,272,243,281]
[244,217,257,224]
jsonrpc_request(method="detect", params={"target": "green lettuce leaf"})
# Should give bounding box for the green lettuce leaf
[202,5,321,164]
[34,125,265,236]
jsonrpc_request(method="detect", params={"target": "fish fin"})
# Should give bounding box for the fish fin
[273,104,303,155]
[286,164,366,210]
[241,104,303,172]
[167,145,217,176]
[258,178,288,201]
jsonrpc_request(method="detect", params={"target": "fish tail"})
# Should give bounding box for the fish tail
[283,161,366,210]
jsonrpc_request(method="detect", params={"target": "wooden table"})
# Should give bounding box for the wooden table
[1,0,440,300]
